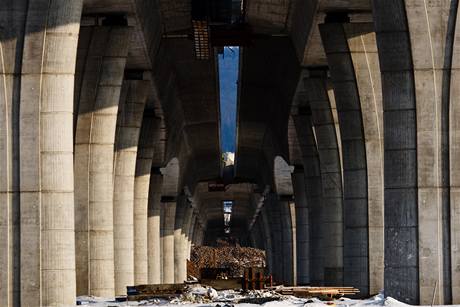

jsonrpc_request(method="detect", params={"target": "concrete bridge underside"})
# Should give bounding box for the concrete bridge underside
[1,0,460,306]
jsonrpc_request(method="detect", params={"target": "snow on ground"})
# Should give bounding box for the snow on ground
[76,287,459,307]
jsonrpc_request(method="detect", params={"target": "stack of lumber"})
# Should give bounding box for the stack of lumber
[127,283,186,301]
[190,246,265,277]
[274,286,360,299]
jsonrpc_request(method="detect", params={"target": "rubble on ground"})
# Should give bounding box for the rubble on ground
[190,245,266,277]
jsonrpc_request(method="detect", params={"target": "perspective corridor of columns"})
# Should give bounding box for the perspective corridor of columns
[1,0,460,306]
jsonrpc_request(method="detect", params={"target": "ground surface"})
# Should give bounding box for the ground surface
[76,286,456,307]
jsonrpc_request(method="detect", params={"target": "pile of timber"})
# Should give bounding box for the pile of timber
[127,283,187,301]
[190,246,265,278]
[273,286,360,300]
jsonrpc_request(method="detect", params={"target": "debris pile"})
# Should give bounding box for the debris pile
[190,246,266,277]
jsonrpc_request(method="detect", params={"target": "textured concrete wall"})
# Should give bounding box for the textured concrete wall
[113,80,149,295]
[74,25,130,297]
[305,76,343,286]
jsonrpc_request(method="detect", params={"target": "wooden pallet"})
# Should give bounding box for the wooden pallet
[127,283,186,301]
[273,286,359,299]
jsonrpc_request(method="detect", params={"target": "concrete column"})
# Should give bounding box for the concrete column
[266,194,283,282]
[134,115,160,285]
[148,173,162,284]
[186,212,197,258]
[0,2,24,305]
[292,112,322,285]
[260,207,274,274]
[372,3,419,300]
[74,25,130,297]
[305,76,343,285]
[291,170,310,285]
[372,1,454,303]
[339,23,385,295]
[191,216,199,245]
[197,223,205,246]
[161,200,176,283]
[113,80,149,294]
[450,1,460,303]
[0,1,84,306]
[181,204,194,263]
[279,198,296,285]
[405,1,452,303]
[320,22,369,292]
[174,196,187,283]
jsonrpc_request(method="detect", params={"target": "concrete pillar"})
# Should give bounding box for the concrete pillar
[372,3,419,300]
[266,194,283,282]
[186,212,197,258]
[320,22,373,295]
[148,173,162,284]
[0,1,84,306]
[341,23,385,295]
[113,80,149,294]
[74,25,130,297]
[197,223,205,246]
[450,1,460,302]
[134,115,160,285]
[174,196,187,283]
[181,204,194,263]
[291,170,310,285]
[405,1,452,303]
[305,76,343,285]
[161,200,176,283]
[279,198,297,285]
[292,112,322,285]
[0,2,23,306]
[372,1,453,303]
[260,207,274,274]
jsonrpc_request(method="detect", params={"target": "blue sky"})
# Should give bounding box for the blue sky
[218,47,239,153]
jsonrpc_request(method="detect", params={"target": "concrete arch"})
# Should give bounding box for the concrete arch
[0,1,83,306]
[113,80,149,295]
[74,25,131,297]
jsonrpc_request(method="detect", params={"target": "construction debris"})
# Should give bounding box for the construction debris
[272,286,360,300]
[190,246,266,278]
[126,283,187,301]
